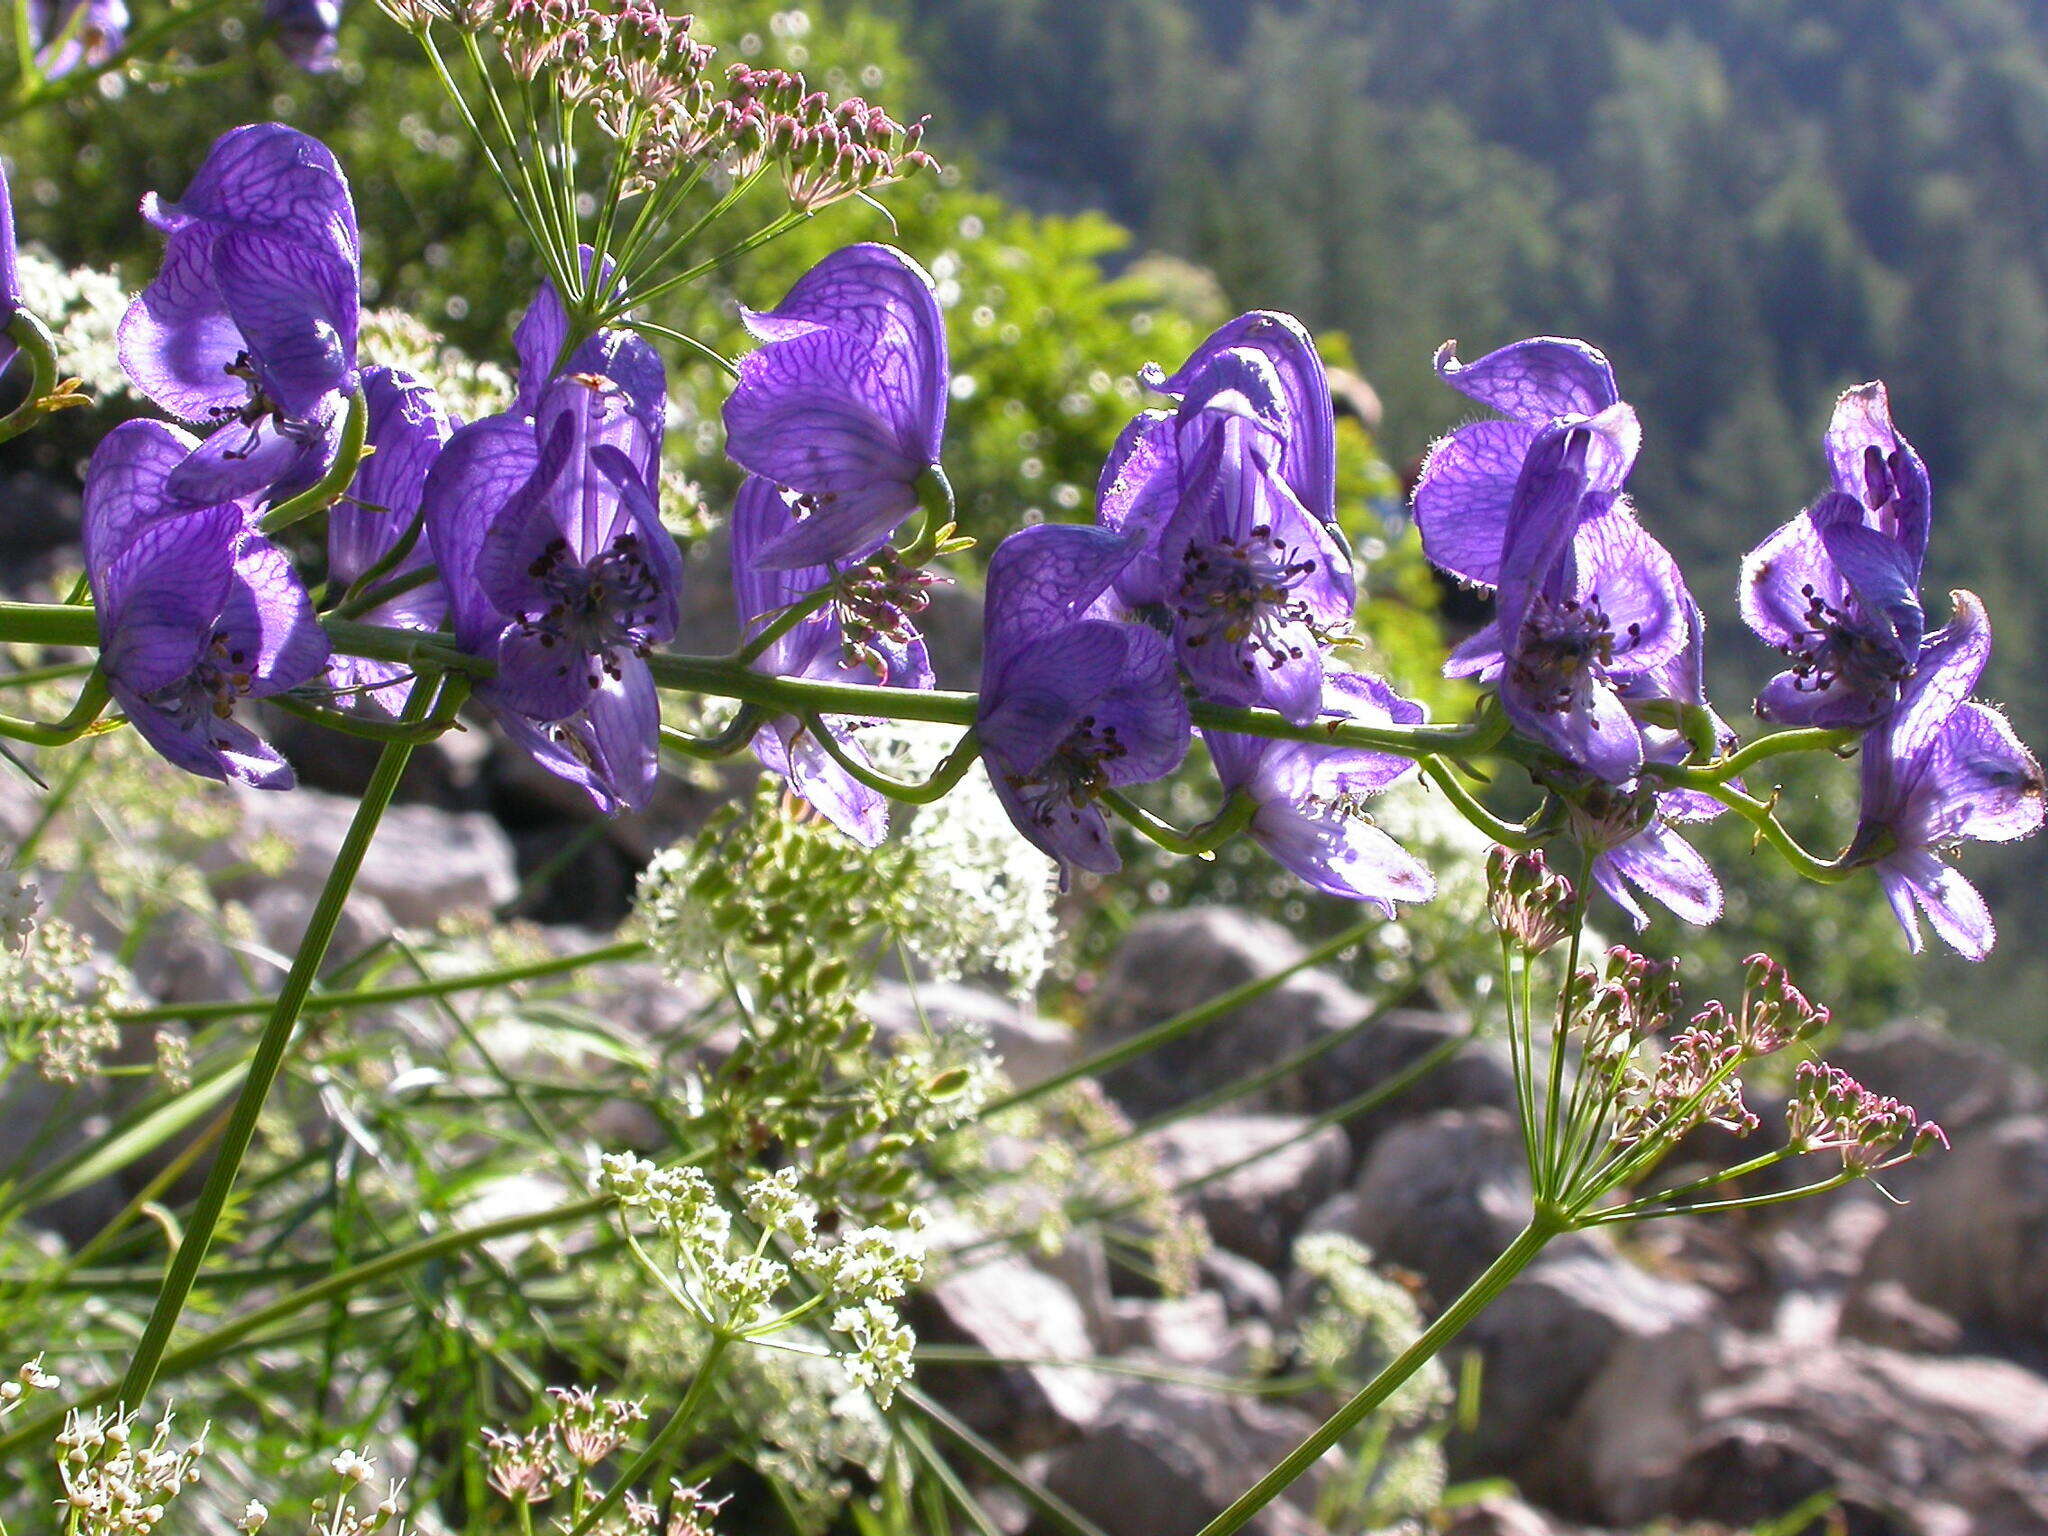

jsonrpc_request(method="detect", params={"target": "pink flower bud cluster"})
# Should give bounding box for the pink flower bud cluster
[1571,945,1680,1064]
[1485,845,1574,955]
[1735,952,1830,1055]
[838,548,946,677]
[1616,1002,1761,1144]
[1787,1061,1947,1173]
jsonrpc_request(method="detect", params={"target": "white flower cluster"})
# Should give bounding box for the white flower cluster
[53,1406,208,1536]
[357,309,515,421]
[0,871,40,955]
[865,722,1059,998]
[1,1355,59,1417]
[0,909,134,1085]
[15,250,132,400]
[596,1154,925,1405]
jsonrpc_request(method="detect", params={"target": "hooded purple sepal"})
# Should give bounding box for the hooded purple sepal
[325,367,452,714]
[85,420,328,790]
[265,0,341,71]
[1145,311,1337,527]
[119,123,360,453]
[1414,337,1641,591]
[731,476,934,847]
[1741,384,1933,731]
[511,247,623,416]
[1852,592,2043,960]
[1460,423,1688,784]
[420,337,672,815]
[977,524,1189,880]
[0,160,20,380]
[1205,671,1435,911]
[722,243,949,569]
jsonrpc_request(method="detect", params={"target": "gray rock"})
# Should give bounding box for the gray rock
[1563,1324,2048,1533]
[910,1249,1113,1452]
[1857,1115,2048,1352]
[1035,1379,1332,1536]
[1439,1496,1605,1536]
[1085,908,1506,1135]
[1106,1291,1253,1372]
[866,978,1077,1089]
[1305,1108,1531,1301]
[1456,1247,1715,1482]
[1839,1279,1964,1355]
[1828,1021,2041,1138]
[221,786,518,928]
[1144,1114,1352,1269]
[1200,1246,1287,1324]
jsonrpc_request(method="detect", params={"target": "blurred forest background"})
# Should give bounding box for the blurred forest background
[8,0,2046,1042]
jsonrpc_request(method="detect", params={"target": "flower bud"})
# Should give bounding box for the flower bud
[1486,845,1574,954]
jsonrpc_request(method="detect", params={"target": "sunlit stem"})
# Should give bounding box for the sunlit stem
[1645,769,1859,883]
[1190,1215,1566,1536]
[608,201,810,318]
[1101,786,1256,857]
[1417,757,1550,848]
[415,29,568,295]
[114,675,438,1409]
[1538,848,1596,1198]
[632,319,739,379]
[567,1332,734,1536]
[1499,938,1543,1180]
[605,160,705,300]
[0,669,109,746]
[0,310,86,445]
[330,561,441,623]
[1581,1169,1859,1225]
[325,509,428,618]
[801,718,981,805]
[657,706,763,761]
[271,673,467,745]
[732,584,838,668]
[609,162,768,311]
[260,388,371,535]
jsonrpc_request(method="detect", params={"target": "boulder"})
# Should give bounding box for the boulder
[1143,1114,1352,1269]
[1828,1021,2041,1138]
[221,786,518,928]
[1856,1115,2048,1352]
[1200,1246,1286,1324]
[1085,908,1507,1134]
[1561,1324,2048,1533]
[1455,1247,1715,1481]
[866,978,1077,1089]
[1304,1108,1532,1301]
[909,1250,1113,1453]
[1035,1379,1331,1536]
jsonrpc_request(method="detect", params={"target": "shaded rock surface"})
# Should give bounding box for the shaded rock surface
[1143,1113,1351,1269]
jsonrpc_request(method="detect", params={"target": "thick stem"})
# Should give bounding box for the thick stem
[113,679,435,1408]
[1191,1217,1561,1536]
[259,388,371,535]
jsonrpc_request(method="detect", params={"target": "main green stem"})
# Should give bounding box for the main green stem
[113,681,433,1408]
[1190,1216,1561,1536]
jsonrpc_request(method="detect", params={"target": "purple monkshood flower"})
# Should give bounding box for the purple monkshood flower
[84,420,328,788]
[325,367,451,715]
[1437,418,1691,783]
[1849,591,2043,960]
[977,523,1189,879]
[424,327,672,815]
[732,475,933,846]
[1141,310,1338,527]
[28,0,127,77]
[722,243,948,570]
[266,0,341,70]
[1099,340,1352,723]
[119,123,361,508]
[0,160,21,380]
[1741,383,1932,730]
[1204,672,1435,911]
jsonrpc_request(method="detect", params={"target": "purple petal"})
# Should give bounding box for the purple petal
[489,621,600,722]
[1253,798,1434,911]
[325,654,416,718]
[222,530,330,693]
[512,248,616,412]
[266,0,341,70]
[1740,503,1849,650]
[1153,312,1335,526]
[1812,495,1923,662]
[154,123,359,254]
[1097,624,1193,786]
[1435,336,1619,424]
[987,761,1120,877]
[1502,671,1644,784]
[493,659,659,815]
[724,328,924,507]
[108,675,294,790]
[167,409,338,508]
[1097,408,1180,607]
[978,621,1137,776]
[981,523,1143,686]
[1414,418,1538,589]
[1825,382,1930,572]
[1917,702,2046,846]
[212,229,358,417]
[1493,421,1593,641]
[754,718,889,848]
[82,419,206,572]
[1574,507,1689,675]
[741,243,947,460]
[1595,820,1723,928]
[731,475,836,673]
[118,231,245,420]
[422,414,543,651]
[1880,849,1994,961]
[1886,590,1991,772]
[94,506,242,694]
